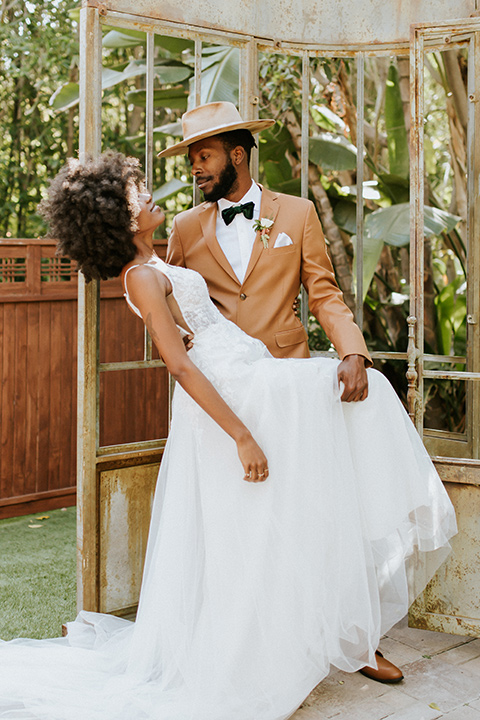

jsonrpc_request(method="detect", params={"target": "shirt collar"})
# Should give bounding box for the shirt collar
[217,180,261,214]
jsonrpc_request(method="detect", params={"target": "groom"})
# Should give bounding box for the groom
[162,102,370,402]
[161,102,402,681]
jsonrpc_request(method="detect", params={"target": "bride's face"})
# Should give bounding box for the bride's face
[135,192,165,235]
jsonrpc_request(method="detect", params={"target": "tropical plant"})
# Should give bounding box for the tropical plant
[3,11,470,431]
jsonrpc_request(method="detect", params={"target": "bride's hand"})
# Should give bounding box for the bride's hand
[236,434,269,483]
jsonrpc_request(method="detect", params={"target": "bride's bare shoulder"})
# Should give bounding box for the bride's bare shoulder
[122,262,172,300]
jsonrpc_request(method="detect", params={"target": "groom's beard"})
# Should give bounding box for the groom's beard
[201,159,238,203]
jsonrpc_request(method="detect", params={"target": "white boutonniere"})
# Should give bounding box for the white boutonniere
[253,217,274,249]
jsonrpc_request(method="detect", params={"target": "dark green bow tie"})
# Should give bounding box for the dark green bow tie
[221,201,255,226]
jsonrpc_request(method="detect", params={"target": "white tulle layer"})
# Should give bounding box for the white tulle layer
[0,352,456,720]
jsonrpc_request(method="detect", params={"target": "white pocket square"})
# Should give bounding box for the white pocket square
[273,232,293,248]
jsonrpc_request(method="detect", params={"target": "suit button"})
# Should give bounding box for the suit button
[240,293,247,300]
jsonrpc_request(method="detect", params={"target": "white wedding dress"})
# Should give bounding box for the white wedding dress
[0,257,456,720]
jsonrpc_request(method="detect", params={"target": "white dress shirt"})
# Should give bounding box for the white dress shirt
[216,181,261,283]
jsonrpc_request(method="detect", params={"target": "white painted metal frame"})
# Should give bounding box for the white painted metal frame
[78,7,480,614]
[410,18,480,459]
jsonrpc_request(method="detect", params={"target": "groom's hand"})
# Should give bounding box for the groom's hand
[182,333,194,351]
[337,354,369,402]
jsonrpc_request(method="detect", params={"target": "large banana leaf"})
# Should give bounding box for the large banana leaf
[435,279,467,355]
[102,29,193,55]
[384,63,409,179]
[154,64,193,84]
[358,203,461,299]
[263,155,293,189]
[49,82,82,112]
[50,60,192,111]
[333,200,357,235]
[337,181,382,201]
[127,87,189,110]
[259,124,294,162]
[192,46,239,106]
[50,60,193,110]
[351,234,385,300]
[152,178,192,203]
[50,67,129,110]
[102,30,145,48]
[152,121,183,137]
[309,133,357,171]
[311,105,346,133]
[375,173,409,204]
[123,46,240,110]
[127,121,183,144]
[365,203,461,246]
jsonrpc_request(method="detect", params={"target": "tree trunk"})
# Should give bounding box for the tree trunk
[442,52,468,242]
[375,245,406,348]
[396,56,410,135]
[337,61,357,147]
[442,50,468,135]
[423,238,438,353]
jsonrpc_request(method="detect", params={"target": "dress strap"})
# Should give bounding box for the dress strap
[123,264,144,318]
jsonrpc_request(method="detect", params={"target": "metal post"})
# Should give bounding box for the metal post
[145,32,155,191]
[78,5,102,612]
[409,27,425,434]
[355,53,365,328]
[144,31,155,362]
[300,51,310,329]
[193,39,202,207]
[467,34,480,458]
[239,39,259,180]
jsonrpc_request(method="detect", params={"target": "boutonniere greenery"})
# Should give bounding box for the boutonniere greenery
[253,217,274,249]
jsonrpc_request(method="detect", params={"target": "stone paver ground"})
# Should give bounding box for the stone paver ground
[291,616,480,720]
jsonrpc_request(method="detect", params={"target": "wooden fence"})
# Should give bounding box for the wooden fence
[0,239,169,519]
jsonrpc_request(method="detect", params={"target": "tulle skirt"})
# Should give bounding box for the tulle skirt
[0,353,456,720]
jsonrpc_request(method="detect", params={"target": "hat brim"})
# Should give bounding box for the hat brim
[157,119,275,158]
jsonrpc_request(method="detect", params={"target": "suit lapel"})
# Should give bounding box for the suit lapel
[242,186,279,284]
[198,203,240,284]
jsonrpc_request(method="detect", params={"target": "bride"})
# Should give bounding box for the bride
[0,152,456,720]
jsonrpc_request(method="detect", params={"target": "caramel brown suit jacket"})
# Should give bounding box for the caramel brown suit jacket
[166,186,371,362]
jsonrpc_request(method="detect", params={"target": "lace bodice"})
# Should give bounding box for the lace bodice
[124,256,225,335]
[123,257,270,400]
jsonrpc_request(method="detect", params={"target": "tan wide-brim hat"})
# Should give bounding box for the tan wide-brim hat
[157,102,275,158]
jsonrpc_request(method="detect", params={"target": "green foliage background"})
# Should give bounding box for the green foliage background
[0,5,470,431]
[0,0,79,237]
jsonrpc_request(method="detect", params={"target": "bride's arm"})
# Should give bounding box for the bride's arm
[124,265,268,483]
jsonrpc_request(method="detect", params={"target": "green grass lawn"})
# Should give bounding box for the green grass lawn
[0,506,76,640]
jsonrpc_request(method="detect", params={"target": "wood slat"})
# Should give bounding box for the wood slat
[24,303,40,495]
[0,306,5,496]
[1,305,15,501]
[12,303,28,498]
[48,300,63,490]
[0,487,76,520]
[37,302,52,498]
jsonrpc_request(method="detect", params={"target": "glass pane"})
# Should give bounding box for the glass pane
[422,47,468,437]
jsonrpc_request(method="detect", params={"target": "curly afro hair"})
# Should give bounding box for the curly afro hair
[39,152,145,282]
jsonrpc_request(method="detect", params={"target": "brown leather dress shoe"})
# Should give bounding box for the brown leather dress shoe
[359,650,404,683]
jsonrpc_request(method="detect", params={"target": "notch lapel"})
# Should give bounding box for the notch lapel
[198,204,240,284]
[242,187,279,284]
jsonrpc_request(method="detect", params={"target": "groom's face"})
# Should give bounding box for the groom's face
[188,137,238,203]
